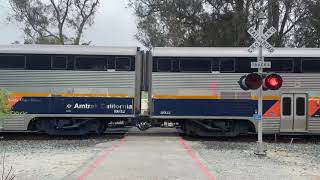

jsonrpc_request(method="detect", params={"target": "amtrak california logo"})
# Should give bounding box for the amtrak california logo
[66,103,95,109]
[66,103,133,110]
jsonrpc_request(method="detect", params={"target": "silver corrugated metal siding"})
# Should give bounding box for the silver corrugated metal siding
[263,118,280,134]
[152,73,320,96]
[0,70,135,96]
[2,115,26,130]
[308,118,320,133]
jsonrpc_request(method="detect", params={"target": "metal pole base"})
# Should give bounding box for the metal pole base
[254,141,267,156]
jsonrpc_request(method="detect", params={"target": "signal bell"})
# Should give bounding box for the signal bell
[238,73,283,91]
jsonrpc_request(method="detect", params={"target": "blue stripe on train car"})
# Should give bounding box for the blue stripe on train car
[12,97,134,115]
[314,109,320,117]
[152,99,276,117]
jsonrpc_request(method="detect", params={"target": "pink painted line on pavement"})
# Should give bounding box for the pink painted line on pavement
[77,137,126,180]
[179,137,216,180]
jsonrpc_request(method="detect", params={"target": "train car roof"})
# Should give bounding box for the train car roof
[152,47,320,58]
[0,45,139,56]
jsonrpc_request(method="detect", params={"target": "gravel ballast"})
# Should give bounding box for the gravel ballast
[0,134,124,180]
[185,136,320,180]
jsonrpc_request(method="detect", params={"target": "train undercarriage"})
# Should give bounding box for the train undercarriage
[26,117,256,136]
[28,118,255,137]
[28,118,110,136]
[180,120,256,137]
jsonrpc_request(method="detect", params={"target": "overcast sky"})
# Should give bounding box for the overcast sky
[0,0,141,47]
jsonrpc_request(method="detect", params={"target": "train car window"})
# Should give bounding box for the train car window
[294,58,302,73]
[67,56,74,70]
[180,59,211,72]
[172,59,180,72]
[153,59,157,72]
[235,58,256,73]
[157,58,172,72]
[75,56,106,70]
[52,56,67,70]
[0,55,25,69]
[296,97,305,116]
[108,56,116,70]
[212,59,219,72]
[302,59,320,73]
[283,97,292,116]
[27,55,51,70]
[265,59,293,72]
[220,58,235,72]
[115,57,131,71]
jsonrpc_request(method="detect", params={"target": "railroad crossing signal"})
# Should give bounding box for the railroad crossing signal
[247,13,277,156]
[238,73,283,91]
[247,26,277,53]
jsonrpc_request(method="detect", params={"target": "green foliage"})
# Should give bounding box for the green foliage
[0,89,11,119]
[294,0,320,48]
[129,0,311,48]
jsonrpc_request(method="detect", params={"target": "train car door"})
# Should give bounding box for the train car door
[280,94,308,132]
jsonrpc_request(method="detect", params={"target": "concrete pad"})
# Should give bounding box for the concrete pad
[69,134,212,180]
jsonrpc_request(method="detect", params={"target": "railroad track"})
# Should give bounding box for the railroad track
[0,128,319,144]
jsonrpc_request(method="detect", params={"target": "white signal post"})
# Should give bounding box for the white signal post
[248,13,276,156]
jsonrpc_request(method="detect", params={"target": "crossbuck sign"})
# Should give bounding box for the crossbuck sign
[247,26,277,53]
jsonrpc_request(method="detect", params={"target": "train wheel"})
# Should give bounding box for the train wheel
[34,119,108,136]
[182,121,197,137]
[96,121,107,135]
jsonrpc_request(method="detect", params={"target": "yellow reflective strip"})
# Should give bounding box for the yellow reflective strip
[153,95,280,100]
[10,93,50,97]
[153,95,221,99]
[71,93,130,97]
[309,97,320,100]
[251,96,280,100]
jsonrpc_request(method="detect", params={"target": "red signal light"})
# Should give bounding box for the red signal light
[268,77,279,86]
[264,74,283,90]
[246,73,263,90]
[238,73,263,90]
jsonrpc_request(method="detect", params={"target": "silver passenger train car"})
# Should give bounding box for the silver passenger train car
[148,47,320,136]
[0,45,142,135]
[1,45,320,136]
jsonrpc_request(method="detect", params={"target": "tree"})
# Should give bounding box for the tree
[267,0,308,47]
[129,0,261,48]
[294,0,320,47]
[130,0,311,48]
[201,0,253,47]
[8,0,100,45]
[129,0,205,48]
